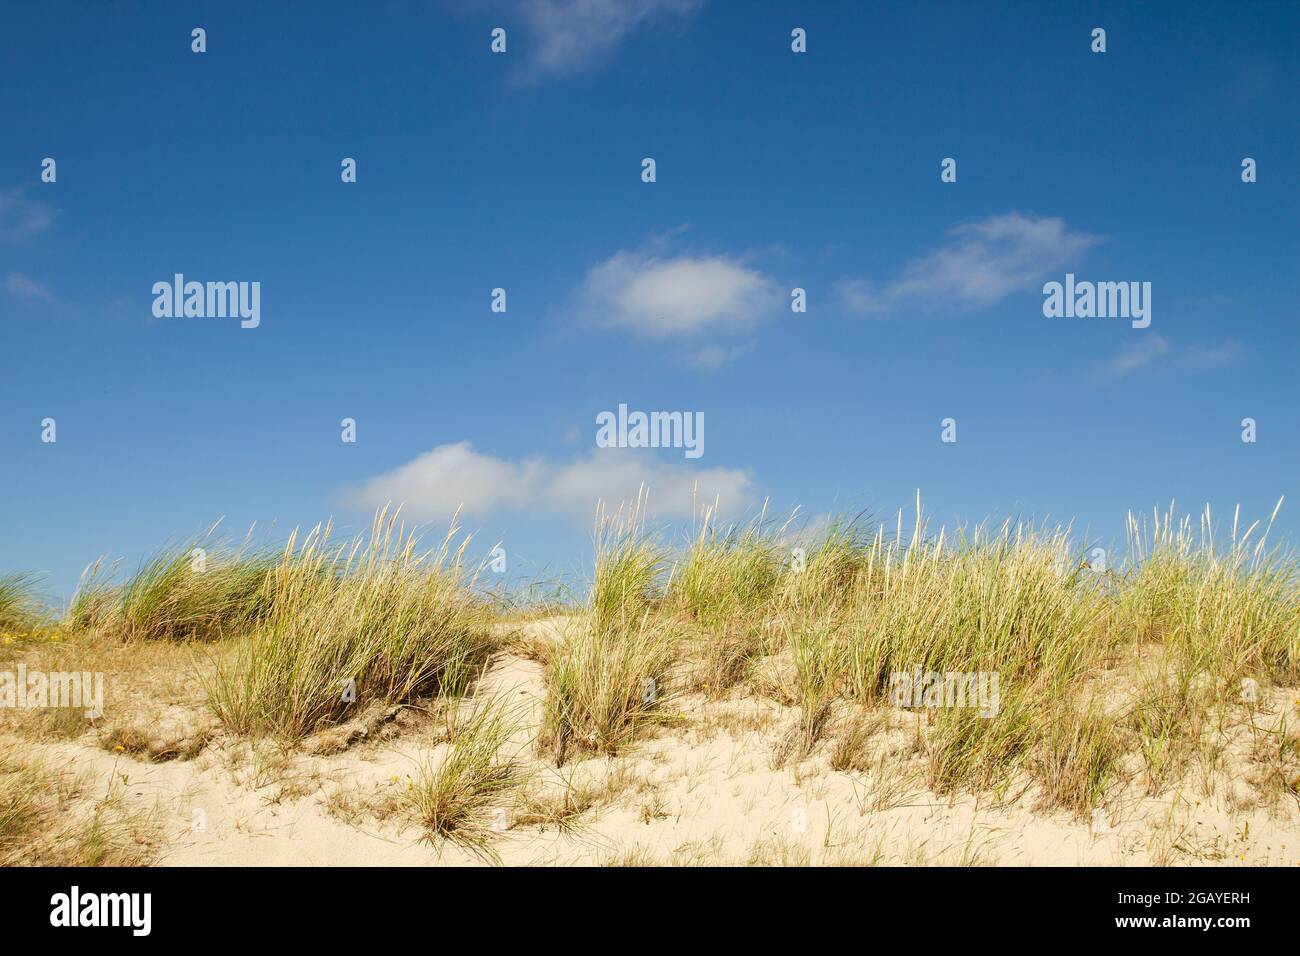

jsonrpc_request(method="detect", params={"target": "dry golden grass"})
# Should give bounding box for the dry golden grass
[402,699,529,857]
[0,743,160,866]
[0,626,215,758]
[206,509,495,739]
[0,574,44,637]
[538,615,676,765]
[546,494,1300,815]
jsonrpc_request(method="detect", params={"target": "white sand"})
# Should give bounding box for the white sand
[14,618,1299,867]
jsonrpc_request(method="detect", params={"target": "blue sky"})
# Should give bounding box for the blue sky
[2,0,1297,602]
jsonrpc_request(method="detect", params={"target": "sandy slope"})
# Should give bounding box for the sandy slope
[10,617,1299,867]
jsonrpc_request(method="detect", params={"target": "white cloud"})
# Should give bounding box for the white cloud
[1090,334,1170,379]
[1088,336,1240,380]
[518,0,703,79]
[838,212,1101,315]
[687,339,756,369]
[576,249,781,338]
[350,441,755,523]
[0,190,54,242]
[5,272,52,301]
[1180,341,1241,368]
[351,442,545,518]
[546,449,754,519]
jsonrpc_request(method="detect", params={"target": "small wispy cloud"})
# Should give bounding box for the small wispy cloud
[350,440,755,522]
[575,248,781,339]
[1088,335,1241,380]
[0,190,55,242]
[1180,341,1242,369]
[517,0,703,80]
[686,339,756,369]
[5,272,52,301]
[837,212,1101,316]
[1090,334,1171,379]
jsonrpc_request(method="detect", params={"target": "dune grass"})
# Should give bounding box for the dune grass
[777,515,877,614]
[773,614,849,764]
[534,495,679,765]
[0,747,48,860]
[1031,700,1124,817]
[0,744,159,866]
[68,526,279,643]
[117,547,275,643]
[2,493,1295,835]
[590,493,664,636]
[664,507,785,695]
[538,614,676,765]
[404,700,528,857]
[540,494,1299,811]
[1123,501,1300,685]
[206,509,494,739]
[667,505,785,621]
[0,574,42,637]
